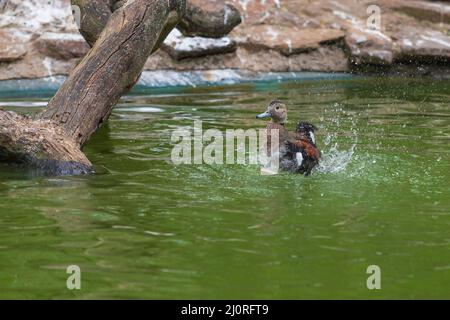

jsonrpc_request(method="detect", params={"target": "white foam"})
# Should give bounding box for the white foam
[317,144,356,174]
[0,101,47,108]
[310,131,316,144]
[115,107,164,113]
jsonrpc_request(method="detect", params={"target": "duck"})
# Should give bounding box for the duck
[255,100,290,157]
[256,100,320,176]
[284,121,321,176]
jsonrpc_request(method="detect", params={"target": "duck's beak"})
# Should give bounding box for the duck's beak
[256,111,271,119]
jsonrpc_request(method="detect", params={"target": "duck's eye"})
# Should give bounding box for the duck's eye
[276,106,280,110]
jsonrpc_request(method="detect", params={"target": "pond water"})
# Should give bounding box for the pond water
[0,76,449,299]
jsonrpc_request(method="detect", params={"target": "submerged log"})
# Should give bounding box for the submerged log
[0,109,91,175]
[0,0,241,175]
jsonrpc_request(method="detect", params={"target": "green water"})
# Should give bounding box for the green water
[0,77,449,299]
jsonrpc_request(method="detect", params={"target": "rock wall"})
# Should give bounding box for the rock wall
[0,0,450,81]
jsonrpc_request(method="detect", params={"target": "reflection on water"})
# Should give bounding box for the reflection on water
[0,77,449,299]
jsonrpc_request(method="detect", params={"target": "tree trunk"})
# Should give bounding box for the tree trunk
[71,0,113,47]
[39,0,185,147]
[74,0,242,46]
[0,0,241,175]
[0,109,91,175]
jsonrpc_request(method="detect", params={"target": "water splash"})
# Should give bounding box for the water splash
[316,102,360,174]
[317,144,356,173]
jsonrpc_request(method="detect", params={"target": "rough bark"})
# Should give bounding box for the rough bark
[39,0,185,147]
[0,109,91,175]
[75,0,242,46]
[74,0,180,53]
[0,0,241,175]
[72,0,112,47]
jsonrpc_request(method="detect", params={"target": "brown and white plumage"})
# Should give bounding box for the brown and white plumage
[256,100,289,158]
[285,122,321,176]
[256,100,320,176]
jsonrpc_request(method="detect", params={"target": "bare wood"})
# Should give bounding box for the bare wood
[0,109,92,175]
[74,0,242,45]
[72,0,112,47]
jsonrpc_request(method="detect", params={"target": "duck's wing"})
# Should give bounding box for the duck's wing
[286,139,321,161]
[285,139,321,176]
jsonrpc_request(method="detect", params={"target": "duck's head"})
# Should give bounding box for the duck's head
[296,122,318,144]
[256,100,287,124]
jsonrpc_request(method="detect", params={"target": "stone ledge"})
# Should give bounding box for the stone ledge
[385,0,450,24]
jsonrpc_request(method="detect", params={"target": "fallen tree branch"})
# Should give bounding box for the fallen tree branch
[0,109,91,175]
[74,0,242,46]
[72,0,112,47]
[40,0,185,147]
[0,0,241,175]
